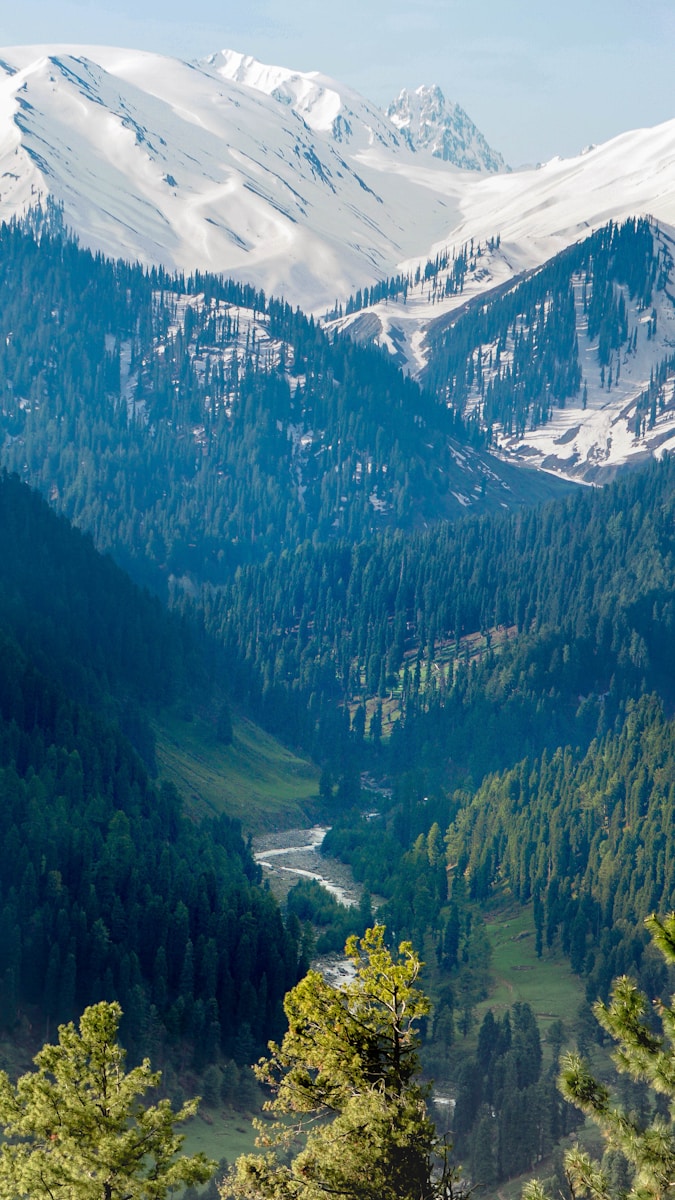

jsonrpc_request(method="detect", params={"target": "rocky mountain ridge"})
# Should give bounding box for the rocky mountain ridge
[387,83,505,172]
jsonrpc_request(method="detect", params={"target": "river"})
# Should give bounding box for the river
[252,824,455,1115]
[252,825,363,908]
[252,824,363,985]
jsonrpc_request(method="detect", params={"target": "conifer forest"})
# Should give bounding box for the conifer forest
[2,208,675,1200]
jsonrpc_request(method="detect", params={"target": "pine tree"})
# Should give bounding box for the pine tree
[0,1001,214,1200]
[524,913,675,1200]
[227,925,461,1200]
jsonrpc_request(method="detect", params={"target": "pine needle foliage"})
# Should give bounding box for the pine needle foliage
[0,1001,215,1200]
[227,925,462,1200]
[524,914,675,1200]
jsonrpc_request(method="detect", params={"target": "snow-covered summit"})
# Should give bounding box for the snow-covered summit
[2,43,675,322]
[205,48,405,151]
[387,84,505,172]
[0,44,466,309]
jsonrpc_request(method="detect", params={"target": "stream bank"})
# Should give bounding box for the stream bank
[253,825,362,908]
[252,825,364,985]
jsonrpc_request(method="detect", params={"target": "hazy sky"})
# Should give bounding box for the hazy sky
[1,0,673,165]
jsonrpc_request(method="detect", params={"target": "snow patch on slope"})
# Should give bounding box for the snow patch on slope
[492,231,675,481]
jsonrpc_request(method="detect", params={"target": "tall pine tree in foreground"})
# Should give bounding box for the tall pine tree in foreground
[227,925,460,1200]
[525,913,675,1200]
[0,1001,214,1200]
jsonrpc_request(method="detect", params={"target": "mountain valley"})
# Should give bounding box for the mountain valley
[2,31,675,1199]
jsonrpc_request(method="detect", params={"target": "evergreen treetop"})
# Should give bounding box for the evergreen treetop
[525,913,675,1200]
[228,925,461,1200]
[0,1001,214,1200]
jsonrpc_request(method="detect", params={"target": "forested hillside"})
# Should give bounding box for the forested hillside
[0,471,206,766]
[0,209,651,784]
[204,454,675,772]
[421,218,667,435]
[335,215,675,484]
[0,217,565,598]
[313,457,675,1024]
[0,471,303,1062]
[446,692,675,1000]
[6,209,675,1190]
[5,214,675,1002]
[314,696,675,1184]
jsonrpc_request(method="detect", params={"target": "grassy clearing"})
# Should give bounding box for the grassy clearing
[478,900,586,1045]
[154,710,319,833]
[182,1104,301,1179]
[181,1107,259,1169]
[476,901,607,1200]
[348,624,518,737]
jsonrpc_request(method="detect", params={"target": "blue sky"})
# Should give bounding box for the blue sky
[1,0,673,165]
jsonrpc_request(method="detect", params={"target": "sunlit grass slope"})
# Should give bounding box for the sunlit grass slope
[154,710,319,832]
[479,901,586,1044]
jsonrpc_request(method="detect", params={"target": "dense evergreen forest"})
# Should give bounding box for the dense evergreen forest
[0,218,563,598]
[452,1002,580,1185]
[1,212,667,768]
[0,470,207,767]
[446,693,675,1001]
[0,471,303,1068]
[314,457,675,1017]
[6,209,675,1189]
[203,454,675,774]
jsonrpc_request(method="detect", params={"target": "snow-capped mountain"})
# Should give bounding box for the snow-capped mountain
[2,41,675,497]
[207,49,405,153]
[0,44,475,310]
[22,40,670,320]
[329,111,675,375]
[1,42,675,341]
[387,85,505,172]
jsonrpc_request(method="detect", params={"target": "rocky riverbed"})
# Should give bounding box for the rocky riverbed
[252,825,362,908]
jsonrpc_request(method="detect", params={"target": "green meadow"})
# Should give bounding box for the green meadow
[155,710,319,831]
[480,901,586,1045]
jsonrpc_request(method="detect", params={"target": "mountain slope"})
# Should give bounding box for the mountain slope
[419,218,675,482]
[207,48,404,152]
[329,116,675,363]
[387,84,505,172]
[0,44,471,309]
[0,469,303,1055]
[0,221,570,600]
[6,43,675,323]
[4,43,675,490]
[332,217,675,484]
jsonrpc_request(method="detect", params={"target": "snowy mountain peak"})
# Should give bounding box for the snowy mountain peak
[3,42,675,326]
[387,84,506,172]
[0,43,463,310]
[203,49,341,135]
[204,48,404,151]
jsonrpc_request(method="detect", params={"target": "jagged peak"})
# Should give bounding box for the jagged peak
[387,84,506,173]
